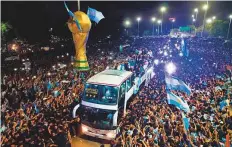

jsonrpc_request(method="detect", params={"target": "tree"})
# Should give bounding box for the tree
[1,22,12,35]
[205,20,229,37]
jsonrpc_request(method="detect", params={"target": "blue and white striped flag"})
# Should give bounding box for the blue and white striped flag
[165,75,191,95]
[64,1,82,31]
[87,7,105,24]
[167,91,190,113]
[182,112,190,131]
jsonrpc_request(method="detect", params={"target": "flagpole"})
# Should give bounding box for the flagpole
[77,0,80,11]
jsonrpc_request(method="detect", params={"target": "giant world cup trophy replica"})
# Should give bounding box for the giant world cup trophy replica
[67,11,91,71]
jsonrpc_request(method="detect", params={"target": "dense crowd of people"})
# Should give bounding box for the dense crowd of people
[1,35,232,146]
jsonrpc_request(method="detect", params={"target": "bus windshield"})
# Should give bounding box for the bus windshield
[82,106,115,130]
[83,84,118,105]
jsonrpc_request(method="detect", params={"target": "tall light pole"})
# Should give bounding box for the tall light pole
[227,15,232,39]
[201,4,209,37]
[194,8,198,21]
[171,19,175,29]
[194,8,198,27]
[124,20,131,36]
[136,17,141,36]
[160,6,166,35]
[157,20,162,35]
[151,17,156,36]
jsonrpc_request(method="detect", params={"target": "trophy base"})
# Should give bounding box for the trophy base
[74,59,90,71]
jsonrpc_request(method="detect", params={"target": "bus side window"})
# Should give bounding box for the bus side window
[126,77,132,92]
[120,81,126,99]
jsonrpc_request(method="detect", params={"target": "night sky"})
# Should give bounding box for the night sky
[2,1,232,43]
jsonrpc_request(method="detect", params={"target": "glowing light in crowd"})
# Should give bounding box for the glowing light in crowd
[164,51,168,56]
[212,16,216,20]
[57,56,59,58]
[11,44,18,51]
[66,53,69,56]
[154,59,159,65]
[179,52,183,57]
[82,126,88,132]
[47,72,51,76]
[157,20,162,24]
[193,19,196,22]
[192,15,194,18]
[14,68,18,71]
[194,8,198,12]
[165,62,176,75]
[62,55,64,58]
[71,62,74,65]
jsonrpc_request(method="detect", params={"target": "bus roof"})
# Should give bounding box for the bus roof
[86,70,133,86]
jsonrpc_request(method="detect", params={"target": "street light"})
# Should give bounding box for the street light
[160,6,166,35]
[125,20,131,26]
[136,17,141,36]
[212,16,216,20]
[151,17,156,36]
[201,4,209,37]
[227,15,232,39]
[157,20,162,35]
[124,20,131,36]
[194,8,198,13]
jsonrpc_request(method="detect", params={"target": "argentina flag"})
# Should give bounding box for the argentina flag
[167,91,190,113]
[181,112,190,131]
[87,7,105,24]
[181,38,189,57]
[165,75,191,96]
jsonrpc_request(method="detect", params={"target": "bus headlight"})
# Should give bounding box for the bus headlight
[106,132,114,138]
[82,126,88,132]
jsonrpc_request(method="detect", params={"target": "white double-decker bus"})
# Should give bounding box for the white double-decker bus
[73,67,154,140]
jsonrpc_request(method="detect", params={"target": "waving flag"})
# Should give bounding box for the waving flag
[47,81,52,91]
[181,38,189,57]
[64,1,82,31]
[165,75,191,95]
[167,91,190,113]
[182,112,190,131]
[220,99,229,110]
[87,7,105,24]
[119,45,123,52]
